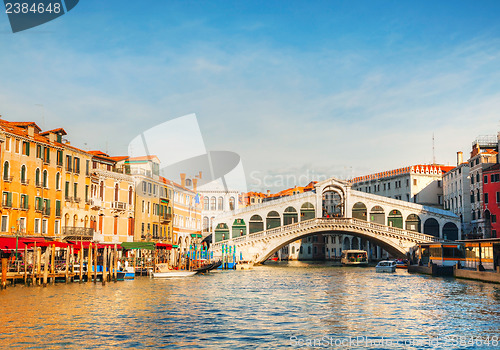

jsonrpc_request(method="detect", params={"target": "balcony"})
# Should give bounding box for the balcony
[90,198,102,209]
[3,176,13,183]
[19,205,30,211]
[62,226,94,238]
[112,201,127,211]
[160,213,172,223]
[21,179,29,185]
[1,201,12,208]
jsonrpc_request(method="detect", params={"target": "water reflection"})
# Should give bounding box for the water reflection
[0,262,499,349]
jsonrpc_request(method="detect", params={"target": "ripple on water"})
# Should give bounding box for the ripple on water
[0,263,499,349]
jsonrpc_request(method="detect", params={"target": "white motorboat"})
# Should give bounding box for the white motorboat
[375,260,397,273]
[152,270,197,278]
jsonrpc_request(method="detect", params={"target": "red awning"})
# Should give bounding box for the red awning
[68,241,122,251]
[156,243,172,250]
[0,237,21,251]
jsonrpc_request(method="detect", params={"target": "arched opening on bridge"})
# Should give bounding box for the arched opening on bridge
[283,207,298,225]
[266,211,281,229]
[443,222,458,241]
[249,215,264,234]
[351,237,359,250]
[343,236,351,250]
[300,202,315,221]
[369,206,385,224]
[387,209,403,228]
[232,219,247,238]
[214,223,229,242]
[322,187,344,217]
[352,202,367,221]
[405,214,421,232]
[423,218,440,238]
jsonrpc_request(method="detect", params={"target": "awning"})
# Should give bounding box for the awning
[172,244,179,248]
[0,237,52,251]
[156,243,172,250]
[190,233,202,238]
[26,241,70,249]
[121,242,156,250]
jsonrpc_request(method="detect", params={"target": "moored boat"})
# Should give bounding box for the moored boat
[152,270,197,278]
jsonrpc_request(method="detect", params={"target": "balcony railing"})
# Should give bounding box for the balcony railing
[62,226,94,237]
[160,213,172,223]
[90,198,102,209]
[19,205,30,211]
[112,201,127,210]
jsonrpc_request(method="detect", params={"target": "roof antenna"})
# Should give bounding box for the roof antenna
[432,133,436,165]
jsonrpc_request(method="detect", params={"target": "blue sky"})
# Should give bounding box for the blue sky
[1,1,500,191]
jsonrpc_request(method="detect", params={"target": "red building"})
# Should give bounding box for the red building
[483,164,500,238]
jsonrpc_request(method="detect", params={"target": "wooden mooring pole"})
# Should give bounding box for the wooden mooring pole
[93,243,97,284]
[23,245,28,286]
[102,246,107,286]
[43,249,49,287]
[87,243,92,283]
[1,257,7,289]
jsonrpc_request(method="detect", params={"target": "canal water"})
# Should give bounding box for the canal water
[0,262,499,349]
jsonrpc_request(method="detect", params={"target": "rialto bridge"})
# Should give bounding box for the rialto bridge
[210,177,461,264]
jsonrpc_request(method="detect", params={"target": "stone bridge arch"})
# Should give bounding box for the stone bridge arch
[252,225,410,264]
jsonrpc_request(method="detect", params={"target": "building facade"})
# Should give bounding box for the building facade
[483,164,500,238]
[350,164,454,207]
[443,152,472,236]
[89,151,135,243]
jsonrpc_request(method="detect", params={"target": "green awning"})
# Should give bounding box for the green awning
[121,242,156,250]
[190,233,203,238]
[160,199,169,204]
[172,244,179,248]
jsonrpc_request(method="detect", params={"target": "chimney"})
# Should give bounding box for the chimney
[193,178,198,193]
[180,173,186,187]
[457,151,463,166]
[27,125,34,137]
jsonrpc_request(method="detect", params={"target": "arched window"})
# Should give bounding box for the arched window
[128,186,133,205]
[43,170,48,188]
[55,172,60,190]
[99,181,104,200]
[210,197,216,211]
[229,197,235,210]
[35,168,40,186]
[20,165,26,184]
[218,197,224,211]
[114,183,119,201]
[204,196,209,210]
[2,161,9,181]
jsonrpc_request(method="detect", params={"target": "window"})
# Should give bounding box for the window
[43,170,48,188]
[66,155,72,171]
[204,196,209,210]
[65,181,70,199]
[85,160,90,175]
[20,194,28,209]
[73,157,80,173]
[21,165,27,184]
[42,219,48,234]
[57,150,63,166]
[476,173,480,183]
[56,200,61,217]
[22,141,30,156]
[1,215,8,232]
[413,179,417,186]
[114,216,118,235]
[100,181,104,200]
[114,183,119,201]
[54,220,60,235]
[2,192,12,207]
[5,137,10,151]
[19,218,26,233]
[129,187,133,205]
[484,175,488,184]
[73,183,78,199]
[85,185,89,203]
[43,147,50,163]
[388,183,391,190]
[56,172,61,190]
[492,215,497,223]
[36,145,42,159]
[34,218,40,234]
[485,193,489,204]
[3,161,9,181]
[229,197,235,210]
[497,192,500,203]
